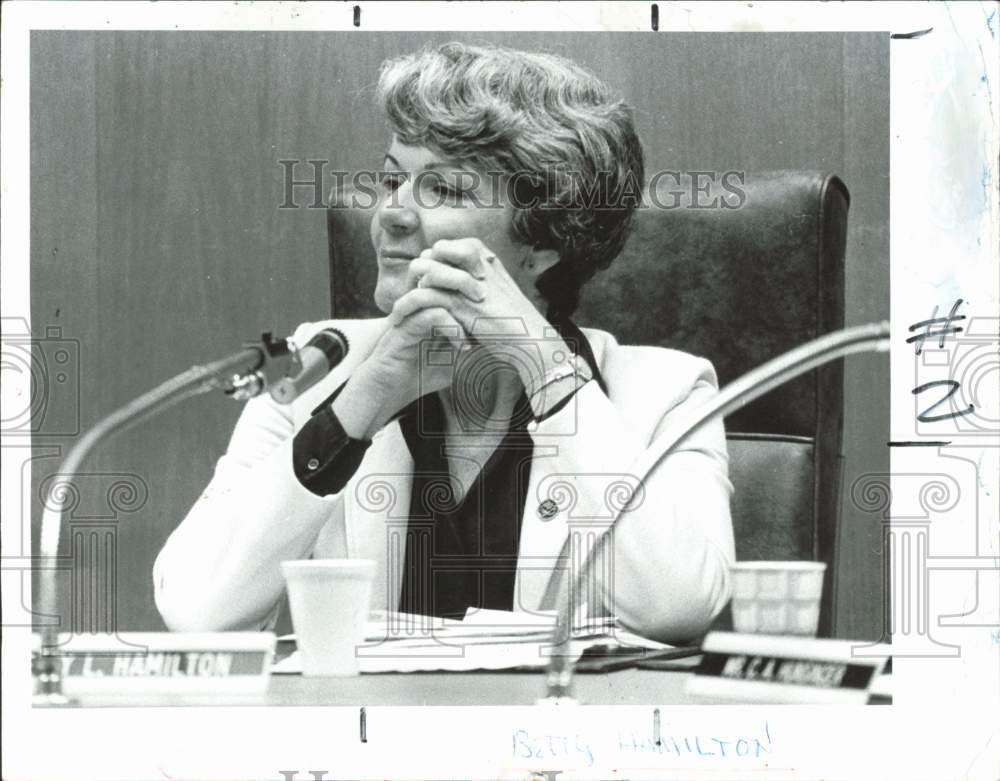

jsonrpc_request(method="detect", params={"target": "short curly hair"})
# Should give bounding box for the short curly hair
[376,41,645,320]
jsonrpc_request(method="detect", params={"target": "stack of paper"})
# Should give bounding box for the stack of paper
[273,609,674,674]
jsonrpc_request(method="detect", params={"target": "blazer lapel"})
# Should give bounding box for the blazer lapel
[337,324,618,617]
[344,421,414,613]
[515,327,615,614]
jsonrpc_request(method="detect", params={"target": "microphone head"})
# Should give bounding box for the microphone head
[308,327,349,363]
[269,327,350,405]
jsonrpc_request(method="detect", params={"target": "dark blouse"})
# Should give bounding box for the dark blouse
[395,385,535,618]
[292,319,605,619]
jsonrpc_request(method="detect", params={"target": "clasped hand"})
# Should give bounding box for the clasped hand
[334,239,565,439]
[395,237,551,334]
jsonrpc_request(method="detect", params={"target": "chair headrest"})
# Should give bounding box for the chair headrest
[326,170,848,437]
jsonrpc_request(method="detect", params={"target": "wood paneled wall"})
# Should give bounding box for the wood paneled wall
[29,31,888,638]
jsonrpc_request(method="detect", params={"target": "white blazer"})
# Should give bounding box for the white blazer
[153,318,735,643]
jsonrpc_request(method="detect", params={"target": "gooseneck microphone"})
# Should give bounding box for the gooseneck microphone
[34,326,348,704]
[540,322,892,704]
[269,328,350,404]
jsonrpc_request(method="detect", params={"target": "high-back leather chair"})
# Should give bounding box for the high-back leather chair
[326,171,849,636]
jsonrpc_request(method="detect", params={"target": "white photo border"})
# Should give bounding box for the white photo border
[2,2,997,780]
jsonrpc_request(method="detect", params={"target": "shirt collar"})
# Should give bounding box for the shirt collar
[549,317,607,396]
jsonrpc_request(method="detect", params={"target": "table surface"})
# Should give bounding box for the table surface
[46,641,892,708]
[62,667,697,708]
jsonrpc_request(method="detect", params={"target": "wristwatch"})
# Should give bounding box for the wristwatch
[527,353,594,427]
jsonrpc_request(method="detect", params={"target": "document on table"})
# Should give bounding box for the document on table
[272,609,677,674]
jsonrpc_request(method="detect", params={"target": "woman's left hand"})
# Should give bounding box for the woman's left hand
[387,238,567,389]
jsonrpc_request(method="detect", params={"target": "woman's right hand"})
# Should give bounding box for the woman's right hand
[331,308,467,440]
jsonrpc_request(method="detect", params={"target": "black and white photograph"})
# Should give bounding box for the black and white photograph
[2,2,997,780]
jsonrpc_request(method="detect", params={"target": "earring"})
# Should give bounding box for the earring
[522,256,536,271]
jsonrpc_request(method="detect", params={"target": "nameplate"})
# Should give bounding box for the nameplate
[686,631,888,704]
[33,632,276,696]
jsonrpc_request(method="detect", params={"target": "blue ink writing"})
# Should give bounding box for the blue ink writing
[611,722,774,760]
[511,729,593,767]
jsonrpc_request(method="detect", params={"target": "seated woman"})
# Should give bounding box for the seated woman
[153,42,734,644]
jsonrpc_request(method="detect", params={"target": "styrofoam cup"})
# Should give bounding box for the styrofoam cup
[730,561,826,636]
[281,559,376,676]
